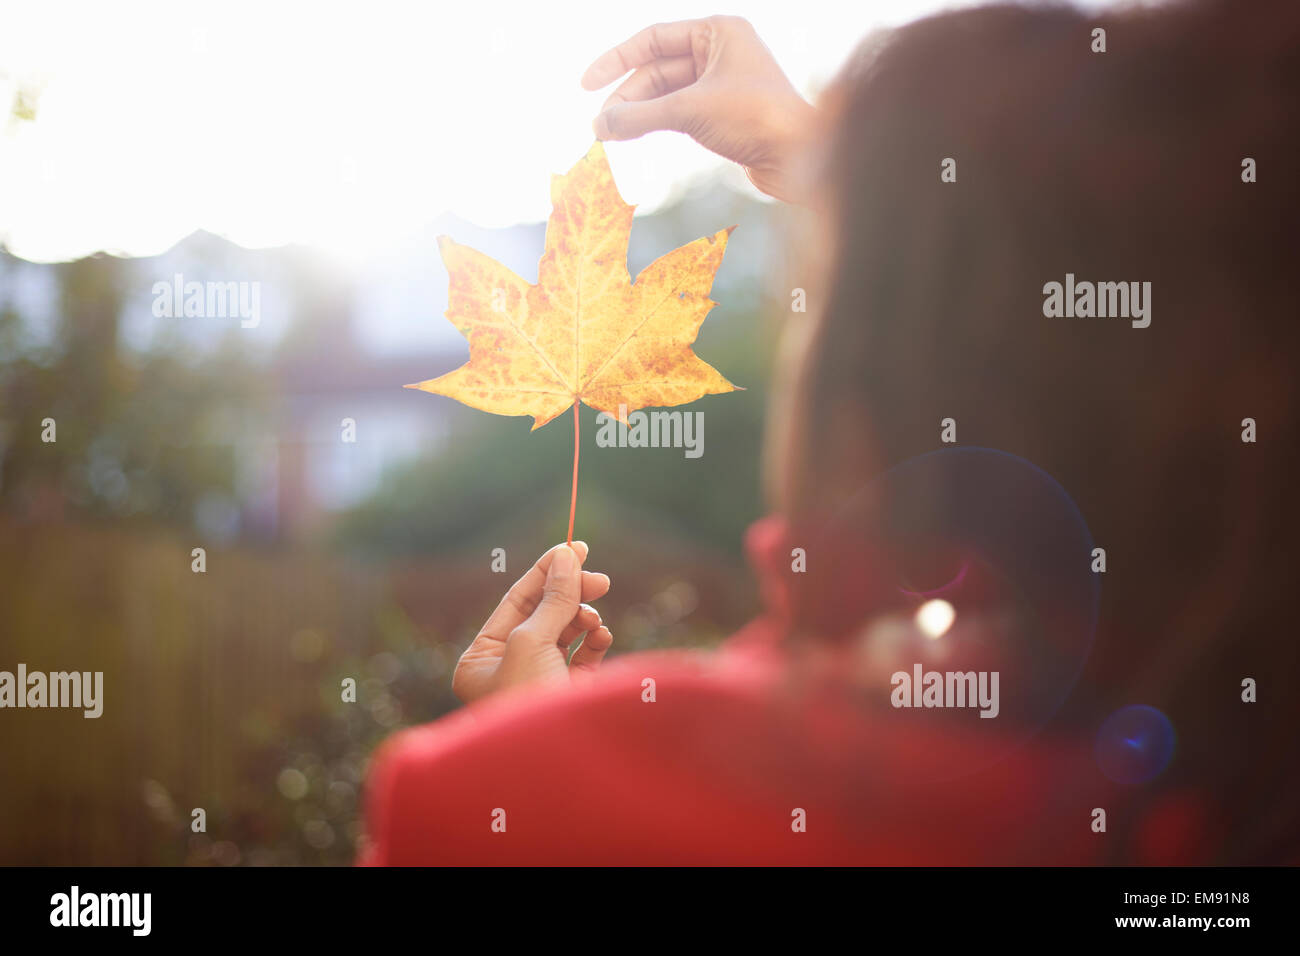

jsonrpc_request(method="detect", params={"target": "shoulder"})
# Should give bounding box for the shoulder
[360,646,775,864]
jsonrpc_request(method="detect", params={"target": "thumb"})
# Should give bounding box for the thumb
[594,91,691,141]
[517,544,583,640]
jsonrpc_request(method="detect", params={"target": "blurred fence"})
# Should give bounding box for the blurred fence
[0,514,754,864]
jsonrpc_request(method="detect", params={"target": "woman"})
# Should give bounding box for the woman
[362,2,1299,864]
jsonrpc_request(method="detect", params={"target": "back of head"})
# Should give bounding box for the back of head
[771,0,1300,861]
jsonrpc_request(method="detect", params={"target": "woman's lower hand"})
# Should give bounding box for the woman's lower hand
[452,542,613,704]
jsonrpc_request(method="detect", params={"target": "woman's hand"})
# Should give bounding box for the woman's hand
[452,542,613,704]
[581,16,819,203]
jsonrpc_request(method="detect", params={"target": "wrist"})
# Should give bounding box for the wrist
[746,97,820,203]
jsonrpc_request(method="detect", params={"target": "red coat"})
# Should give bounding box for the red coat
[360,518,1208,865]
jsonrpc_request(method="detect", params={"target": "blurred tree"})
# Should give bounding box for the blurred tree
[0,253,270,526]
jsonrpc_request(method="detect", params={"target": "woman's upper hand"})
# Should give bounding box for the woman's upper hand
[582,16,819,203]
[452,542,613,704]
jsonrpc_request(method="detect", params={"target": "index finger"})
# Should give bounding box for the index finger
[580,20,700,90]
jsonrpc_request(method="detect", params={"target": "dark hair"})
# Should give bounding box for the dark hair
[773,0,1300,862]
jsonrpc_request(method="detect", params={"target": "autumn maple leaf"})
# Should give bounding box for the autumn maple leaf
[407,141,740,540]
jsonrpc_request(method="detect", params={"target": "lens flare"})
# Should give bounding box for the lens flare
[915,599,956,638]
[1094,705,1176,784]
[815,447,1099,783]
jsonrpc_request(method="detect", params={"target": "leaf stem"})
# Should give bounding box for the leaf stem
[567,400,580,545]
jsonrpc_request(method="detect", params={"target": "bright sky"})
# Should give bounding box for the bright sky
[0,0,1102,265]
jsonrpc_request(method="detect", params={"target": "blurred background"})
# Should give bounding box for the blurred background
[0,190,784,865]
[0,0,1116,865]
